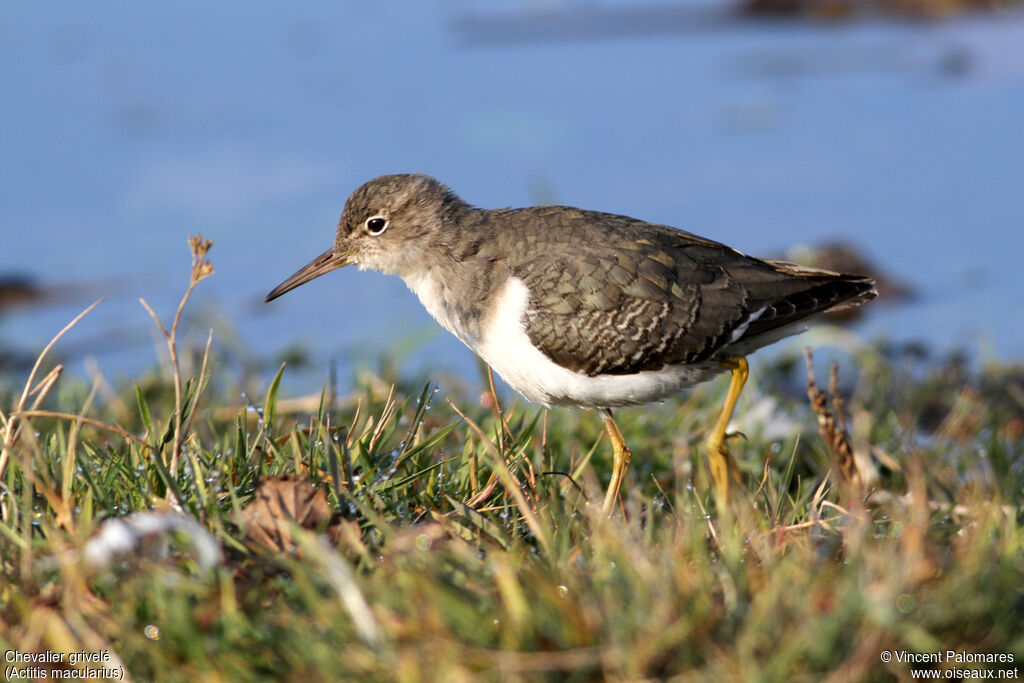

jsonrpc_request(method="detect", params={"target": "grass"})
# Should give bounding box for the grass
[1,237,1022,682]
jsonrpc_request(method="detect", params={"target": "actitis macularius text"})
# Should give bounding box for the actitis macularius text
[267,174,876,515]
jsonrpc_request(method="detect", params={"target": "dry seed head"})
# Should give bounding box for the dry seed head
[804,348,861,493]
[188,234,215,283]
[192,261,215,282]
[189,234,213,259]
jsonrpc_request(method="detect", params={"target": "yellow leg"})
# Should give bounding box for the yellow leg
[600,409,632,516]
[704,356,748,504]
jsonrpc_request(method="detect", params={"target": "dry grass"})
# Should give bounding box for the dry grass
[1,238,1021,681]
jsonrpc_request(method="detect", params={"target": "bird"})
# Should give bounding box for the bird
[266,174,876,515]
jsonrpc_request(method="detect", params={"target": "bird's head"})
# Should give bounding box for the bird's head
[266,174,467,302]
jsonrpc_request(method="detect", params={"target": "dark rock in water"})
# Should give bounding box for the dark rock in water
[0,274,45,312]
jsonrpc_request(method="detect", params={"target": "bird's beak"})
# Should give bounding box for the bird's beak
[265,248,353,302]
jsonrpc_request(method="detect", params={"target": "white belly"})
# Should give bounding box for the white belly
[408,273,723,408]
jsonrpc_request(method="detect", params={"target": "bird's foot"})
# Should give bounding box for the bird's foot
[704,435,742,504]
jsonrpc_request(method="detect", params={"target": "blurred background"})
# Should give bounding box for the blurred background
[2,0,1022,392]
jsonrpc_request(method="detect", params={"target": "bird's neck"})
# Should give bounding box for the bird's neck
[398,209,499,352]
[402,266,484,351]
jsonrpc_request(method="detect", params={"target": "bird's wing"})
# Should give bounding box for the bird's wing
[505,209,874,376]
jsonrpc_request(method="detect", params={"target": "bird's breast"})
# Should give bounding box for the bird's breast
[402,269,485,351]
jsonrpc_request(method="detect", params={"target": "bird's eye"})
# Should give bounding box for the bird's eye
[365,216,388,235]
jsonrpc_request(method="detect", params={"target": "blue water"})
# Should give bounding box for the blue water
[2,2,1022,393]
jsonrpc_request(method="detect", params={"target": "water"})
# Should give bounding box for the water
[1,2,1022,395]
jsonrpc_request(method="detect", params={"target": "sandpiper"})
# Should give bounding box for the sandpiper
[267,174,876,514]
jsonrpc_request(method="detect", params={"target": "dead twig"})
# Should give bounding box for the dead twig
[139,235,214,477]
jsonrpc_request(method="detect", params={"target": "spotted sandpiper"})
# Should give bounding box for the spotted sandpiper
[267,174,876,515]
